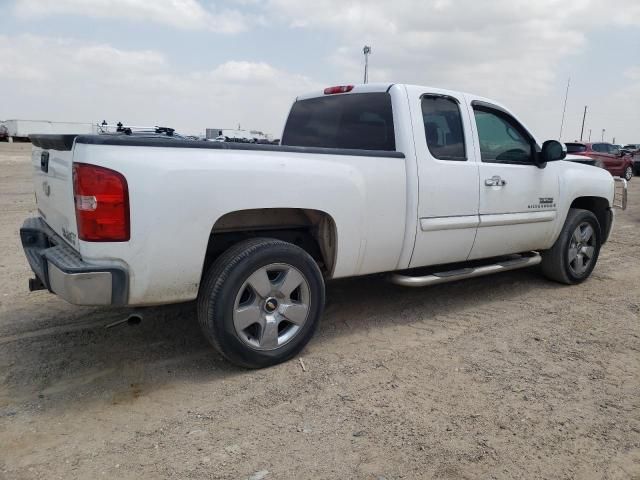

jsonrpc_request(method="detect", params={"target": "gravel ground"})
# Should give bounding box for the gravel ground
[0,142,638,479]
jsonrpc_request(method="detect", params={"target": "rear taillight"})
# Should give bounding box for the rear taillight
[72,163,130,242]
[324,85,354,95]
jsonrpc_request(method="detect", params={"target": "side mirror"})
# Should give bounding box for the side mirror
[538,140,566,167]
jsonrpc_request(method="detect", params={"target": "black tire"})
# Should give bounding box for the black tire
[197,238,325,368]
[541,208,601,285]
[623,165,633,181]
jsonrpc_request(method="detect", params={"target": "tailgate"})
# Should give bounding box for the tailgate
[30,134,80,250]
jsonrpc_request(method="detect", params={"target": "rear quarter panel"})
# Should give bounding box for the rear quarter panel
[72,143,407,305]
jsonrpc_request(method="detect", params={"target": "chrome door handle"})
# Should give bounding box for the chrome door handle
[485,175,506,187]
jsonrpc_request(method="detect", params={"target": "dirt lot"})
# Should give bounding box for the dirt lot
[0,142,638,479]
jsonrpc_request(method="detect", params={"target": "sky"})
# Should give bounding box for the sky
[1,0,639,143]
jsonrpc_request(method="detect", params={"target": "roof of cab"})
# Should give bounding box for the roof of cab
[296,83,394,101]
[295,83,507,110]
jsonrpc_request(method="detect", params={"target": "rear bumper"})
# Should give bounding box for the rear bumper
[20,217,128,305]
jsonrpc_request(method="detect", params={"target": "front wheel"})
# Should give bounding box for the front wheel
[197,238,325,368]
[541,209,601,285]
[623,165,633,181]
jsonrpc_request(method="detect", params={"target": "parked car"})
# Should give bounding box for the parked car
[565,142,634,180]
[623,144,640,155]
[22,83,627,368]
[625,144,640,174]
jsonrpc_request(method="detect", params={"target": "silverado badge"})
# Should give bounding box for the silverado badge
[528,197,556,209]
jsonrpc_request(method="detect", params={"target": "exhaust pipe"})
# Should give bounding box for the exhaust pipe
[105,310,144,329]
[126,312,143,326]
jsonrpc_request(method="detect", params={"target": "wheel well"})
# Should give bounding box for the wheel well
[203,208,337,277]
[570,196,610,241]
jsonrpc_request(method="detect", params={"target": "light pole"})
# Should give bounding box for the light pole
[579,105,587,141]
[363,45,371,84]
[559,77,570,139]
[601,128,605,142]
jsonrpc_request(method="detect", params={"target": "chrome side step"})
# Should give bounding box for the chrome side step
[389,252,542,287]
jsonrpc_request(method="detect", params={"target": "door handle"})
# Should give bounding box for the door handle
[485,175,506,187]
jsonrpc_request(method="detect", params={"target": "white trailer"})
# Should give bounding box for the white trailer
[2,120,96,142]
[205,128,271,142]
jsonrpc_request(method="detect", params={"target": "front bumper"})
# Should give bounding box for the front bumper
[20,217,128,305]
[613,178,627,210]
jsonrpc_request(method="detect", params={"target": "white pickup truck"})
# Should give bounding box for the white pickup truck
[22,83,627,368]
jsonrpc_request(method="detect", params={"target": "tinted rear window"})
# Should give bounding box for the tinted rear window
[281,93,395,151]
[422,96,466,161]
[565,143,587,153]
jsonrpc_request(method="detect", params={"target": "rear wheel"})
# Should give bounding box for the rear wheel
[197,238,325,368]
[541,209,601,285]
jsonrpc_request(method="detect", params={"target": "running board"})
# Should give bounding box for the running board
[389,253,541,287]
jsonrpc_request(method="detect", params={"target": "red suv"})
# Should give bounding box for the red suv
[566,142,634,180]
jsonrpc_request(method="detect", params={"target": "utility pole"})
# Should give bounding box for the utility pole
[579,105,587,141]
[612,137,616,144]
[363,45,371,84]
[559,77,570,139]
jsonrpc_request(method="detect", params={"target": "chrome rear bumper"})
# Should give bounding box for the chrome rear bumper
[20,217,128,305]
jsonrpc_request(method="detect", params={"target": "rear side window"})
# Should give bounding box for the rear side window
[421,96,466,161]
[281,93,395,151]
[565,143,587,153]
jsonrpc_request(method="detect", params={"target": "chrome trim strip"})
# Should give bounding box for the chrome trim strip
[420,215,480,232]
[479,210,556,227]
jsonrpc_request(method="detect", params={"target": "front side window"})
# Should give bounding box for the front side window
[592,143,607,153]
[281,92,395,151]
[421,96,466,161]
[608,144,620,155]
[473,107,533,164]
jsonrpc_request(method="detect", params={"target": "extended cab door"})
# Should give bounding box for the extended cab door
[467,100,560,260]
[407,87,480,267]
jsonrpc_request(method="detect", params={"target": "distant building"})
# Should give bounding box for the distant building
[1,119,96,142]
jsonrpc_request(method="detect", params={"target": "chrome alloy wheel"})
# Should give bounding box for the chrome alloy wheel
[233,263,310,351]
[567,221,596,276]
[624,166,633,181]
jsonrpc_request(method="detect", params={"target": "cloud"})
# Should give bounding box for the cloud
[3,1,639,141]
[263,0,640,140]
[0,34,319,136]
[14,0,248,33]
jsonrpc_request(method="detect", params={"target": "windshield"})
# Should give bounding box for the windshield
[281,92,396,151]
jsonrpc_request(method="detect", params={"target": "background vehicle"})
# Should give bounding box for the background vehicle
[22,83,626,368]
[623,144,640,174]
[565,142,634,180]
[623,144,639,155]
